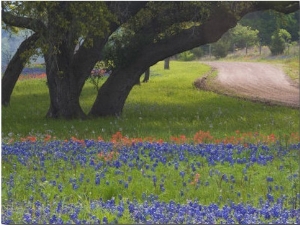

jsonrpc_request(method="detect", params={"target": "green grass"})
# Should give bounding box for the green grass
[2,61,299,142]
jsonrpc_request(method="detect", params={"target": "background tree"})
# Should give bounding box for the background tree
[212,38,231,59]
[240,9,299,45]
[229,23,259,49]
[269,29,292,55]
[164,58,170,70]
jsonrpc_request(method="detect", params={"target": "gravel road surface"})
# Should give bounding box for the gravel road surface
[203,61,299,108]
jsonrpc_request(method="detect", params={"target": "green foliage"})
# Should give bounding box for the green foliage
[268,29,291,55]
[2,2,116,55]
[229,23,259,49]
[191,47,205,59]
[240,10,299,45]
[178,51,196,61]
[212,39,230,59]
[102,27,138,69]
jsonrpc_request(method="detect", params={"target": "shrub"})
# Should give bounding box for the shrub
[212,39,230,59]
[268,29,291,55]
[178,50,196,61]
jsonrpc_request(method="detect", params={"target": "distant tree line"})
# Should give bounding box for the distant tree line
[178,10,299,60]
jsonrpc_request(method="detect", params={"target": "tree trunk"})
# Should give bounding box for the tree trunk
[89,66,145,117]
[164,57,170,70]
[143,67,150,82]
[2,33,39,106]
[44,45,87,119]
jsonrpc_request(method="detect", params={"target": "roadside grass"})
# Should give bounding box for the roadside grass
[2,61,299,142]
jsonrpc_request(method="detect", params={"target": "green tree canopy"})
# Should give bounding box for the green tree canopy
[229,23,259,49]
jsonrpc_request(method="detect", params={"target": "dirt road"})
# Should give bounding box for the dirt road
[203,61,299,108]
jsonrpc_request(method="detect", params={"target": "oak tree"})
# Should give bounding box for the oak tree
[2,1,298,119]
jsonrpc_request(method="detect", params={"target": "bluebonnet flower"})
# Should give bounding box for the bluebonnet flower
[23,213,32,223]
[152,175,157,187]
[56,201,62,213]
[268,185,272,193]
[124,182,128,189]
[35,200,42,208]
[174,162,179,170]
[180,190,184,197]
[95,173,100,185]
[72,183,79,190]
[58,183,63,192]
[179,171,185,178]
[266,176,274,182]
[50,180,57,186]
[222,174,228,182]
[230,175,236,183]
[128,176,132,182]
[79,173,84,183]
[103,216,108,223]
[267,193,274,202]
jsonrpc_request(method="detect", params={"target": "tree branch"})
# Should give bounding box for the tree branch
[2,10,46,33]
[115,1,299,74]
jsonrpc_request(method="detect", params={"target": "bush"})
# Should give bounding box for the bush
[190,47,205,59]
[268,29,291,55]
[178,51,196,61]
[212,40,230,59]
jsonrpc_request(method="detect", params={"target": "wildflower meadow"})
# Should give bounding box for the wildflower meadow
[2,131,300,224]
[2,61,300,224]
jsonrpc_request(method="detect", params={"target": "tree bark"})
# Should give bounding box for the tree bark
[89,65,147,117]
[2,33,39,106]
[44,24,89,120]
[164,58,170,70]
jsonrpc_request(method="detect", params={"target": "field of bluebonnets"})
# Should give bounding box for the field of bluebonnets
[2,61,300,224]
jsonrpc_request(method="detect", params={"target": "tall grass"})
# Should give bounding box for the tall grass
[2,61,299,141]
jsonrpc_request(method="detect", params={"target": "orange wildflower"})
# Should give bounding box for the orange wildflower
[44,134,51,142]
[190,173,200,185]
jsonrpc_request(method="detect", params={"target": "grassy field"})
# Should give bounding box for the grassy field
[2,60,299,142]
[2,60,300,224]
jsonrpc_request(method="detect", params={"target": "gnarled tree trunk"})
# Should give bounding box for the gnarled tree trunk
[2,33,39,106]
[89,65,147,117]
[45,49,86,119]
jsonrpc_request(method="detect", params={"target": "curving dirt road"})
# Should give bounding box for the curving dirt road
[203,61,299,108]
